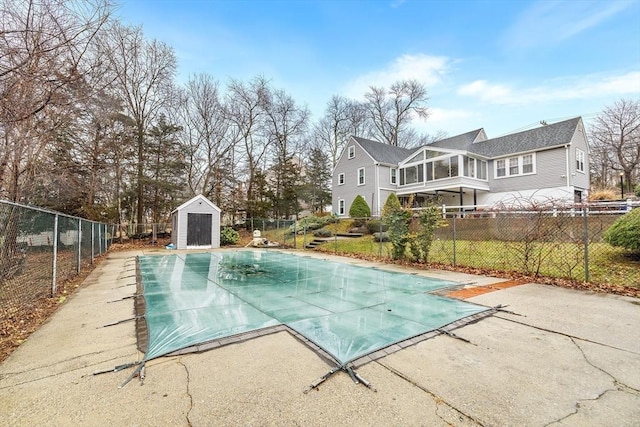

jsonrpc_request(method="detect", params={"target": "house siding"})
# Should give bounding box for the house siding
[568,122,590,192]
[488,147,568,193]
[332,142,377,216]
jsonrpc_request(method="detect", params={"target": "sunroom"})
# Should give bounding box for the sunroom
[395,147,490,207]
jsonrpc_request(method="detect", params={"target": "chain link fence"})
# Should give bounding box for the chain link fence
[1,200,113,342]
[258,203,639,289]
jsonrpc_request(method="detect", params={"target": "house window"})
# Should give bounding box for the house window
[478,160,487,180]
[338,173,345,185]
[348,145,355,159]
[576,149,585,173]
[495,154,535,178]
[338,199,345,215]
[496,159,506,177]
[522,154,533,174]
[358,167,365,185]
[509,157,519,175]
[390,168,397,185]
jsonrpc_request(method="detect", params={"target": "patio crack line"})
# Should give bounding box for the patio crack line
[375,360,484,427]
[543,388,617,427]
[495,315,639,355]
[570,337,640,395]
[177,358,194,427]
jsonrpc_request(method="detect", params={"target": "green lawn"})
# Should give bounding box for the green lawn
[260,229,639,290]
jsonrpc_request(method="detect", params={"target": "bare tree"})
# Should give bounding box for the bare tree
[312,96,372,168]
[0,0,111,201]
[263,87,309,218]
[100,22,177,226]
[226,76,270,218]
[364,79,429,147]
[175,73,237,208]
[590,99,640,193]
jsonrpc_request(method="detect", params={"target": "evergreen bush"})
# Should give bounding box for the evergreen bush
[604,208,640,253]
[349,195,371,218]
[220,227,240,245]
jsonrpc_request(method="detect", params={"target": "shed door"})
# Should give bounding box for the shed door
[187,213,212,246]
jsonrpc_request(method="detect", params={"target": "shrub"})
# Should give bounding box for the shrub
[349,195,371,220]
[635,184,640,197]
[373,232,389,242]
[288,215,336,234]
[588,189,618,201]
[604,208,640,253]
[382,193,411,260]
[366,219,388,234]
[220,227,240,246]
[408,205,442,263]
[313,229,332,238]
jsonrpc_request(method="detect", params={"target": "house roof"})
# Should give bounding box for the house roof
[428,128,486,150]
[350,117,582,165]
[352,136,415,164]
[467,117,582,158]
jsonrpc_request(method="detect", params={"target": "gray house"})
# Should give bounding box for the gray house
[332,117,590,216]
[171,194,221,249]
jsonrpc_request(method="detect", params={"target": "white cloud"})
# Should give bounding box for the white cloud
[503,0,631,50]
[458,71,640,105]
[342,54,451,99]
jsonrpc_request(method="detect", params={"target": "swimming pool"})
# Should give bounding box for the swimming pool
[138,250,489,366]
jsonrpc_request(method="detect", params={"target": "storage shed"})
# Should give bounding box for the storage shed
[171,195,221,249]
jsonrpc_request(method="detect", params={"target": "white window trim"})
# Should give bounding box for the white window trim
[338,173,345,185]
[390,168,397,185]
[348,145,355,159]
[494,153,536,179]
[338,199,345,215]
[357,167,365,186]
[576,148,585,173]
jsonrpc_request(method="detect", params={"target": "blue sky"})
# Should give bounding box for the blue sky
[116,0,640,138]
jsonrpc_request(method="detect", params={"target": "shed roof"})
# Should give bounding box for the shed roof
[171,194,221,214]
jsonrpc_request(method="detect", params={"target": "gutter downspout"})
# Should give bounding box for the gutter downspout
[375,163,380,216]
[565,144,571,189]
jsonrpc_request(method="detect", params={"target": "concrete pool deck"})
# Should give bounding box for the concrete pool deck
[1,249,639,426]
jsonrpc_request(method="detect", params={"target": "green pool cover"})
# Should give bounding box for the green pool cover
[138,251,489,366]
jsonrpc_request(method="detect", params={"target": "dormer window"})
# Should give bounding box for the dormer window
[348,145,355,159]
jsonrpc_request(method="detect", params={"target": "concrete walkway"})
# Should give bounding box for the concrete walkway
[1,249,639,426]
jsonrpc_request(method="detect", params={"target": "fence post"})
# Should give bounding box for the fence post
[303,226,307,250]
[98,223,102,256]
[52,214,59,296]
[91,222,95,264]
[378,220,382,257]
[452,214,457,267]
[582,206,590,283]
[293,221,296,249]
[77,219,82,273]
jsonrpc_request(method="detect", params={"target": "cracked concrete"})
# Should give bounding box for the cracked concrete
[1,249,639,426]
